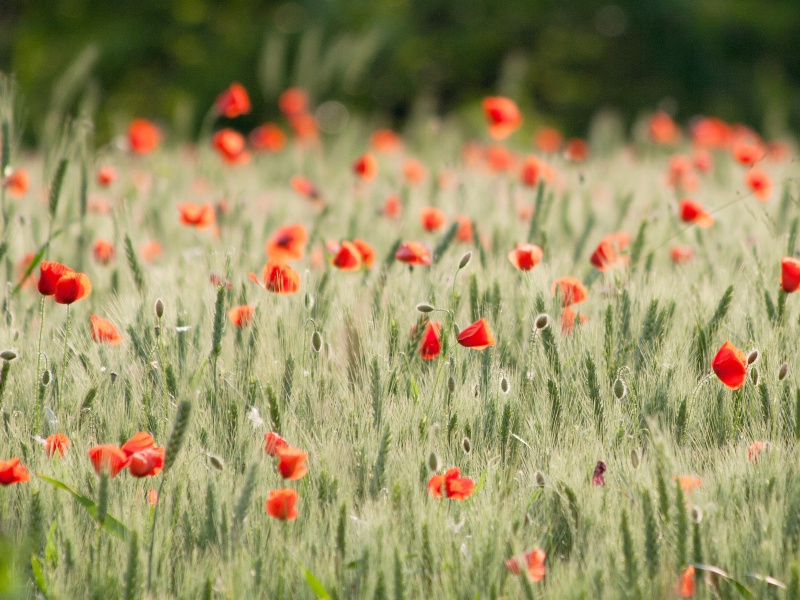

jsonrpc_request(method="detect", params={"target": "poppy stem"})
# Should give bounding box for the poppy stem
[425,344,456,416]
[58,304,71,408]
[146,475,167,593]
[33,295,45,421]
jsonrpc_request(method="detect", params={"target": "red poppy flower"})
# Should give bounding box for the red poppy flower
[457,318,495,350]
[427,467,475,500]
[551,276,588,307]
[505,548,546,582]
[455,216,474,242]
[128,446,165,478]
[666,155,699,192]
[382,194,401,219]
[745,167,773,202]
[215,82,251,118]
[420,207,446,232]
[90,314,123,345]
[289,175,321,202]
[781,257,800,293]
[693,149,713,173]
[352,239,375,268]
[732,139,765,166]
[178,202,215,230]
[675,475,702,494]
[352,153,378,182]
[250,260,301,294]
[211,129,250,165]
[92,239,116,265]
[266,224,308,261]
[250,123,286,152]
[228,305,255,327]
[121,432,156,459]
[395,242,431,266]
[482,97,522,140]
[520,156,542,187]
[0,458,29,485]
[265,432,289,456]
[279,88,308,117]
[55,272,92,305]
[141,240,163,263]
[678,199,714,228]
[44,433,71,458]
[370,129,403,153]
[332,241,362,271]
[4,168,29,198]
[691,117,732,149]
[88,445,128,478]
[590,237,628,272]
[561,306,588,335]
[676,566,695,598]
[485,145,516,172]
[128,119,160,155]
[96,166,117,187]
[748,441,768,463]
[266,488,299,520]
[649,111,679,145]
[670,246,694,264]
[403,158,426,186]
[276,447,308,480]
[535,127,562,153]
[591,460,607,486]
[508,244,543,271]
[419,321,442,360]
[38,261,73,296]
[711,341,747,390]
[289,113,318,141]
[564,138,589,162]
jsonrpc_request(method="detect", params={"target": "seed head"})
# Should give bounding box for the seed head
[750,366,759,387]
[427,452,441,474]
[534,471,546,488]
[458,251,473,270]
[746,349,759,365]
[613,378,627,400]
[155,298,165,319]
[534,313,550,330]
[500,376,510,394]
[461,437,472,455]
[311,331,323,353]
[416,302,434,314]
[779,362,789,381]
[0,349,17,361]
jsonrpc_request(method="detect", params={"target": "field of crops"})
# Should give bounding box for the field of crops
[2,77,800,599]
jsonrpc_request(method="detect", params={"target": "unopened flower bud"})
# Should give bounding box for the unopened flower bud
[779,362,789,381]
[500,376,510,394]
[311,331,322,353]
[535,314,550,330]
[461,437,472,455]
[0,349,17,361]
[447,376,456,394]
[155,298,164,319]
[427,452,441,473]
[41,370,51,386]
[110,372,118,383]
[691,506,703,524]
[154,325,161,338]
[534,471,546,488]
[613,378,627,400]
[630,448,641,469]
[416,302,434,314]
[750,366,759,386]
[207,453,225,472]
[746,349,759,365]
[458,251,473,270]
[304,293,315,311]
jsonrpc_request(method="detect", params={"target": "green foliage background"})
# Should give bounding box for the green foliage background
[2,0,800,141]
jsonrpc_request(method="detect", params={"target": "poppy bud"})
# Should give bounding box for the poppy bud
[0,349,17,361]
[110,371,118,383]
[416,302,435,313]
[207,453,225,471]
[155,298,164,319]
[458,251,473,270]
[427,452,441,473]
[750,367,759,386]
[41,370,51,386]
[500,376,510,394]
[534,313,550,330]
[613,378,627,400]
[461,437,472,454]
[304,293,315,311]
[534,471,546,488]
[630,448,641,469]
[779,363,789,381]
[154,325,161,338]
[746,349,759,365]
[691,506,703,523]
[447,376,456,394]
[311,331,322,353]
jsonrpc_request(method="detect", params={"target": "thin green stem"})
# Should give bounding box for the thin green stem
[33,295,45,412]
[146,475,167,593]
[58,304,71,409]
